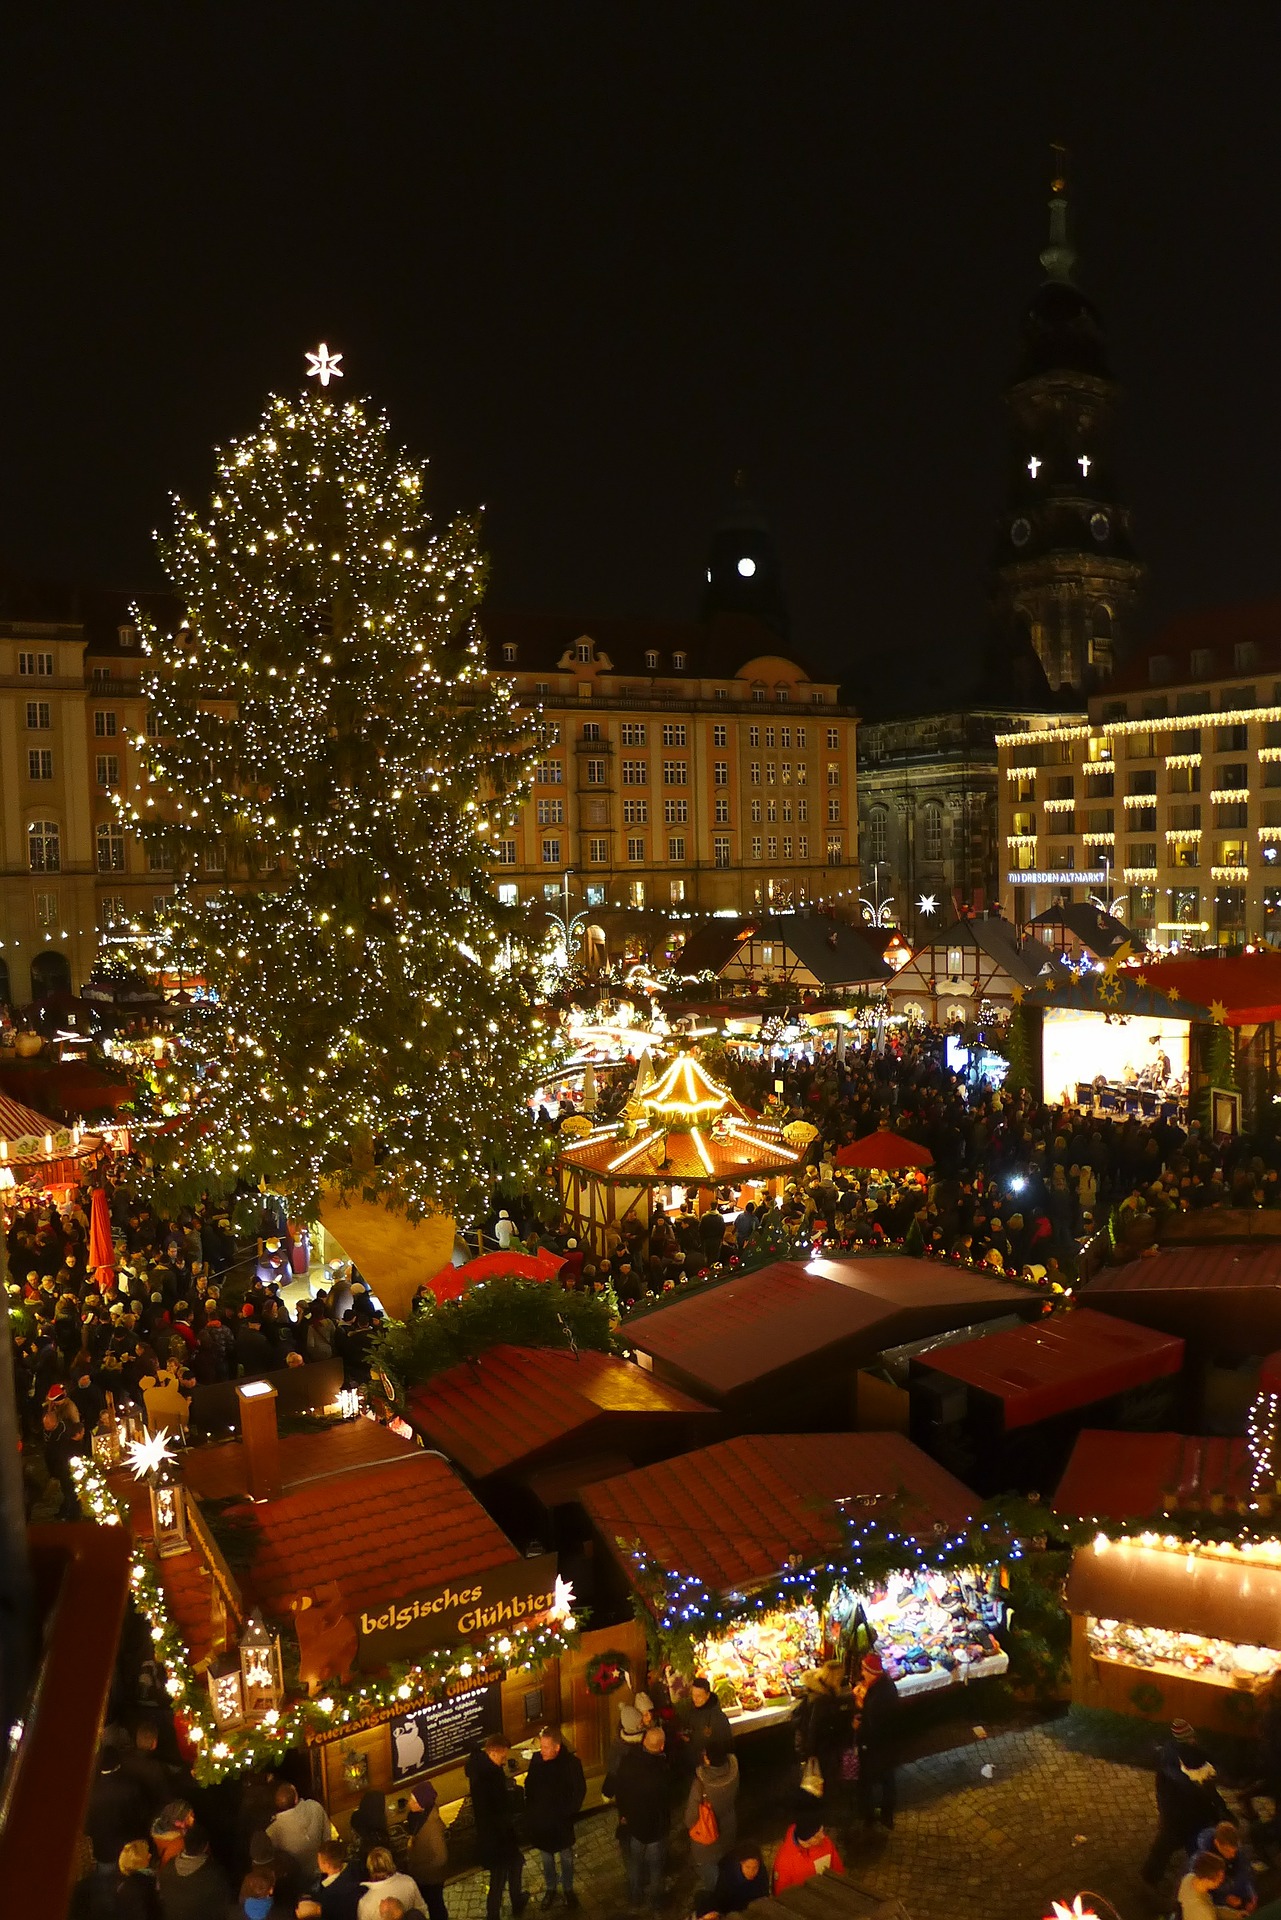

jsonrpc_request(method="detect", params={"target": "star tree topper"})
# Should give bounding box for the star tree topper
[126,1427,179,1481]
[305,342,344,387]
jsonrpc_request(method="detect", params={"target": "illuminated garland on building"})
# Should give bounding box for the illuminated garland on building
[126,385,550,1220]
[71,1456,577,1785]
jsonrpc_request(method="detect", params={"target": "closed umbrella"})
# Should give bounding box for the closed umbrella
[89,1186,116,1295]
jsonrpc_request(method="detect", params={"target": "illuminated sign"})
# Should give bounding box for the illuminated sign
[356,1552,560,1665]
[1006,870,1107,886]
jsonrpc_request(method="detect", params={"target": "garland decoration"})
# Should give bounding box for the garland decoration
[72,1455,578,1785]
[584,1648,632,1696]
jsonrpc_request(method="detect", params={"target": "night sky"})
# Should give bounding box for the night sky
[7,7,1281,699]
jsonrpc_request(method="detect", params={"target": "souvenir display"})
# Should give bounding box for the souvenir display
[1086,1617,1281,1691]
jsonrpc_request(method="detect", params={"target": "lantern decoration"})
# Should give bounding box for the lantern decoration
[149,1453,190,1559]
[341,1744,369,1790]
[207,1660,245,1729]
[239,1612,285,1718]
[335,1387,363,1420]
[91,1409,124,1470]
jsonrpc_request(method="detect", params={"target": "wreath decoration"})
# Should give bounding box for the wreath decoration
[585,1649,632,1696]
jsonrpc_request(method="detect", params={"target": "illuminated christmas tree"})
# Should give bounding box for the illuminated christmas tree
[130,363,543,1220]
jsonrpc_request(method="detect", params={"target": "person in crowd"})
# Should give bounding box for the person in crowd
[347,1793,393,1866]
[296,1840,362,1920]
[854,1652,900,1830]
[523,1724,586,1909]
[403,1784,449,1920]
[1190,1820,1257,1913]
[770,1804,844,1893]
[235,1867,293,1920]
[120,1721,183,1817]
[613,1725,673,1915]
[115,1839,161,1920]
[356,1850,424,1920]
[678,1677,732,1762]
[601,1705,645,1872]
[465,1734,527,1920]
[151,1802,194,1869]
[87,1748,151,1878]
[696,1845,768,1918]
[157,1824,232,1920]
[684,1735,739,1892]
[268,1782,331,1884]
[1143,1722,1228,1886]
[794,1664,853,1803]
[1178,1850,1228,1920]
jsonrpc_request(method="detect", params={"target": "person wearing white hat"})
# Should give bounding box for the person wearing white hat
[495,1210,515,1250]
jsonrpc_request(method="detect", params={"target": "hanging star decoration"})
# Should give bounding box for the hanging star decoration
[1097,970,1124,1005]
[304,342,344,387]
[1049,1900,1100,1920]
[1209,998,1229,1025]
[1165,985,1180,1003]
[916,894,938,917]
[125,1427,179,1481]
[1011,984,1025,1005]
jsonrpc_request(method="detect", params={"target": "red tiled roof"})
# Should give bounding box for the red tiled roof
[1105,597,1281,695]
[582,1432,975,1595]
[1054,1429,1253,1523]
[407,1346,710,1479]
[181,1416,412,1502]
[627,1256,1026,1397]
[919,1309,1183,1429]
[1086,1245,1281,1294]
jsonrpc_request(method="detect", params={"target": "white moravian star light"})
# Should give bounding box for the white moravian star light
[305,343,344,387]
[126,1427,179,1481]
[916,894,938,917]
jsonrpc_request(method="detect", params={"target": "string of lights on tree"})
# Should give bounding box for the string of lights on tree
[70,1454,577,1786]
[124,357,551,1219]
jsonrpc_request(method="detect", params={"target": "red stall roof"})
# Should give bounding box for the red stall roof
[1140,950,1281,1026]
[406,1345,711,1479]
[1054,1428,1253,1523]
[918,1309,1183,1429]
[1086,1245,1281,1295]
[626,1255,1025,1397]
[581,1431,976,1595]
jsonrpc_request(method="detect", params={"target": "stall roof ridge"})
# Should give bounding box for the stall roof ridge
[1085,1244,1281,1295]
[918,1307,1183,1429]
[1054,1428,1253,1522]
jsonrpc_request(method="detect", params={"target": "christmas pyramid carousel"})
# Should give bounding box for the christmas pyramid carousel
[556,1048,814,1254]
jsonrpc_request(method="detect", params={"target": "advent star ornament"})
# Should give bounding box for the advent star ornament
[126,1427,179,1481]
[304,342,343,387]
[916,895,938,917]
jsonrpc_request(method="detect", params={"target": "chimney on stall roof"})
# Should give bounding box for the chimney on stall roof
[236,1380,281,1503]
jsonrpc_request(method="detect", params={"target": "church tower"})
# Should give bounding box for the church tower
[991,156,1144,691]
[702,473,788,635]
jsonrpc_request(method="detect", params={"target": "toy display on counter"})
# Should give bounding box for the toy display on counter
[828,1566,1009,1696]
[1086,1616,1281,1691]
[692,1604,823,1722]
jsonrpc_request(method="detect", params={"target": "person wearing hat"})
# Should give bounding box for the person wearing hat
[1142,1722,1227,1887]
[494,1210,515,1251]
[769,1803,843,1894]
[602,1706,646,1873]
[853,1652,900,1831]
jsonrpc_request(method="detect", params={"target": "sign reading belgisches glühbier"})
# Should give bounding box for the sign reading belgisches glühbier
[355,1552,560,1667]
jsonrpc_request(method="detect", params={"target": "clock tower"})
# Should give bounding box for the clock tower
[991,160,1145,691]
[702,472,788,635]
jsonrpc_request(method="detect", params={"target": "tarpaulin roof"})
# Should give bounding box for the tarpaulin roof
[917,1308,1183,1429]
[582,1431,975,1596]
[1054,1429,1253,1524]
[1086,1245,1281,1295]
[0,1089,62,1146]
[1140,949,1281,1026]
[834,1128,933,1170]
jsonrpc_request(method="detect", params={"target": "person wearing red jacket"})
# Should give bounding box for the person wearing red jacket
[769,1805,844,1894]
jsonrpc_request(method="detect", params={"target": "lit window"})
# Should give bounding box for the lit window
[826,834,843,865]
[795,762,808,784]
[497,881,518,904]
[672,652,687,670]
[629,879,646,906]
[35,890,58,927]
[96,824,125,872]
[588,837,608,862]
[713,724,727,746]
[644,650,659,670]
[827,763,840,787]
[29,821,60,873]
[575,641,591,663]
[501,642,517,663]
[541,836,562,864]
[670,878,686,902]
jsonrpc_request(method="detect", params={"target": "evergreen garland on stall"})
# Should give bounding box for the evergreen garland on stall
[128,384,548,1221]
[370,1276,619,1394]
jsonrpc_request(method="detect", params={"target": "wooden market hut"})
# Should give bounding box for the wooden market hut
[556,1049,809,1254]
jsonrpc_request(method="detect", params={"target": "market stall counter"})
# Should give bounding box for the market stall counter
[580,1430,1010,1730]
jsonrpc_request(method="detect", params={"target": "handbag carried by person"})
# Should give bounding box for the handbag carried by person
[840,1746,861,1783]
[689,1792,720,1847]
[799,1755,824,1797]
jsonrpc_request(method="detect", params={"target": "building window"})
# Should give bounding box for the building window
[96,755,119,788]
[644,650,659,670]
[582,722,601,741]
[797,797,808,821]
[534,759,563,784]
[35,890,58,927]
[868,809,888,865]
[668,836,686,861]
[664,799,689,823]
[145,709,160,737]
[29,821,60,872]
[500,642,517,663]
[672,652,687,670]
[765,762,777,785]
[776,687,789,703]
[752,688,766,702]
[623,798,648,824]
[780,762,791,785]
[541,836,562,864]
[586,758,607,784]
[767,800,777,822]
[19,652,54,677]
[203,842,226,872]
[922,803,943,862]
[764,727,774,748]
[749,727,760,747]
[622,723,646,745]
[714,687,728,700]
[798,834,808,857]
[28,749,53,781]
[780,727,791,748]
[497,880,518,905]
[575,641,591,663]
[782,836,792,858]
[795,762,808,784]
[94,711,118,737]
[796,726,808,749]
[147,838,175,873]
[826,834,843,865]
[827,763,840,787]
[662,724,687,746]
[536,799,564,824]
[713,760,728,787]
[627,836,645,862]
[714,836,731,868]
[749,761,761,786]
[827,796,840,822]
[99,895,125,926]
[495,839,516,865]
[622,759,648,785]
[714,796,729,823]
[827,728,840,749]
[662,759,688,785]
[26,702,50,730]
[781,798,791,821]
[751,836,762,858]
[588,837,608,862]
[767,837,777,859]
[713,723,727,747]
[95,823,125,872]
[751,799,762,822]
[534,681,549,697]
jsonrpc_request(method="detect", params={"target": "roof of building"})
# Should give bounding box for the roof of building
[477,609,827,688]
[1084,1244,1281,1297]
[1104,595,1281,697]
[1025,903,1134,959]
[904,915,1046,988]
[1138,951,1281,1026]
[0,1089,64,1147]
[1017,276,1111,382]
[557,1112,803,1186]
[673,915,889,989]
[582,1431,976,1597]
[624,1255,1027,1398]
[917,1308,1184,1429]
[405,1345,711,1480]
[1054,1429,1253,1523]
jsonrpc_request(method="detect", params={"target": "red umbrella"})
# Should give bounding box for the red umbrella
[424,1247,566,1305]
[835,1128,934,1172]
[89,1186,116,1295]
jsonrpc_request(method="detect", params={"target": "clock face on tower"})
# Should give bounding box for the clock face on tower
[1090,511,1111,543]
[1010,517,1031,548]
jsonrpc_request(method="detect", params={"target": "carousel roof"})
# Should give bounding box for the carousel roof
[0,1089,63,1147]
[641,1051,738,1124]
[557,1112,803,1184]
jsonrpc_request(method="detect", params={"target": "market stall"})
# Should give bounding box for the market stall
[580,1430,1009,1735]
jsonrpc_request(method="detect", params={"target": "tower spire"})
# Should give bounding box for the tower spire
[1039,142,1076,284]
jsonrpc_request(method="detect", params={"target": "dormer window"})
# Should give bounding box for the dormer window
[1235,642,1258,671]
[575,641,591,663]
[672,651,687,671]
[501,642,517,663]
[1190,649,1213,678]
[644,650,659,670]
[117,624,136,649]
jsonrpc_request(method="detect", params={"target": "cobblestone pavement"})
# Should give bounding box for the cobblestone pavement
[442,1712,1273,1920]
